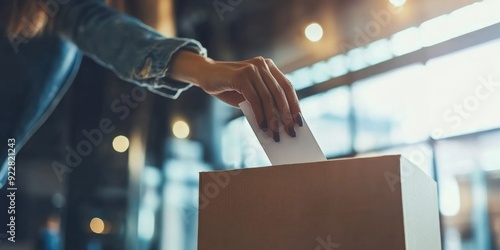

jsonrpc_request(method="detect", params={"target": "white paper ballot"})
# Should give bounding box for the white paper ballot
[239,101,326,166]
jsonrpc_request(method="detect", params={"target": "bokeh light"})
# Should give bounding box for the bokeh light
[173,120,190,139]
[90,217,105,234]
[389,0,406,7]
[305,23,323,42]
[112,135,130,153]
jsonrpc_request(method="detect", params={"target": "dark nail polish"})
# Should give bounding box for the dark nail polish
[295,113,304,127]
[273,131,280,142]
[288,126,296,138]
[260,121,267,130]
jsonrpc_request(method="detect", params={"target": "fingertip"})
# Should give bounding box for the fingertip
[273,131,280,142]
[259,120,268,130]
[294,113,304,127]
[288,126,296,138]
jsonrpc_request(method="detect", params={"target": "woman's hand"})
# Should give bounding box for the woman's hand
[170,51,303,142]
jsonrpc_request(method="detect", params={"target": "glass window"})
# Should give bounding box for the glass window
[390,27,422,56]
[364,39,393,65]
[300,86,352,157]
[326,55,348,78]
[352,64,431,152]
[310,61,332,84]
[289,67,314,90]
[435,131,500,250]
[162,156,210,250]
[426,38,500,139]
[346,47,368,71]
[221,118,245,168]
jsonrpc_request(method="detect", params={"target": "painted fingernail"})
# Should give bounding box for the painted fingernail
[295,113,304,127]
[273,131,280,142]
[288,126,296,138]
[260,121,267,130]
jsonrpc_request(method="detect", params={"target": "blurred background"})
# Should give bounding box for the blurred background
[1,0,500,249]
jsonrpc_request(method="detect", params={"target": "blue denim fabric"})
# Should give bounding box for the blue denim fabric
[55,0,207,98]
[0,0,207,188]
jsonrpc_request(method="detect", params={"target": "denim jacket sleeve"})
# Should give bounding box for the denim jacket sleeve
[54,0,207,99]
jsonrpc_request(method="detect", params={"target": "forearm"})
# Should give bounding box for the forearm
[169,51,215,87]
[54,0,206,97]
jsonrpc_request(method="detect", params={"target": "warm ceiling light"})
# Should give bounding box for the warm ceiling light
[112,135,129,153]
[90,217,105,234]
[173,120,190,139]
[305,23,323,42]
[390,0,406,7]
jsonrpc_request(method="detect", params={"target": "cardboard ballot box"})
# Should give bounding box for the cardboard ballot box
[198,155,441,250]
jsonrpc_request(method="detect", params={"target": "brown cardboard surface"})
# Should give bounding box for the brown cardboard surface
[198,155,439,250]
